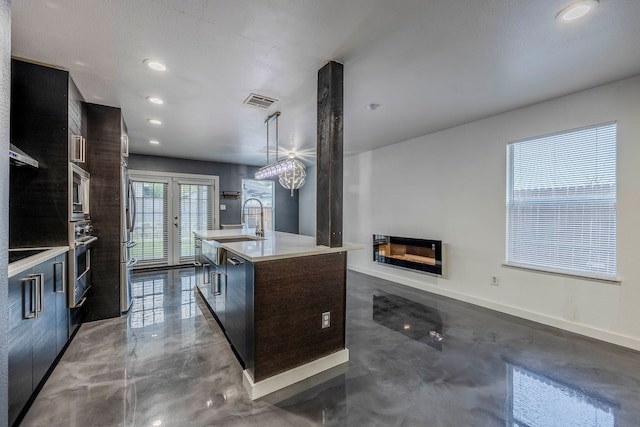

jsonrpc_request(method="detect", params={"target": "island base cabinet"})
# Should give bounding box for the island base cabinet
[251,252,347,382]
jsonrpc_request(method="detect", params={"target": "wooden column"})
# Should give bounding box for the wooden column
[316,61,344,247]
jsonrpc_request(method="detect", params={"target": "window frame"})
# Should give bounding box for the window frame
[504,122,618,282]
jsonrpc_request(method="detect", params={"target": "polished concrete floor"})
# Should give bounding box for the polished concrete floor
[20,268,640,426]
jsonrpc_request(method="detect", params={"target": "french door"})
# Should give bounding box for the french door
[130,171,219,267]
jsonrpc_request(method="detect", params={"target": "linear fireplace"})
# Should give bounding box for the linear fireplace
[373,234,443,276]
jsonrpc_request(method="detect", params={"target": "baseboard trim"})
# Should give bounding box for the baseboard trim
[349,264,640,352]
[243,349,350,400]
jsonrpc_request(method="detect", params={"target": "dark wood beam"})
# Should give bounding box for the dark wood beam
[316,61,344,247]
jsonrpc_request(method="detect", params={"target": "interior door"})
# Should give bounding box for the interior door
[130,172,218,268]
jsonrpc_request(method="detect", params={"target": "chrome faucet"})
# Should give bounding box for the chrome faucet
[241,198,264,238]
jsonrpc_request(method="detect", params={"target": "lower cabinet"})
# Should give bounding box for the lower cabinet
[225,253,253,368]
[196,239,226,328]
[8,253,68,426]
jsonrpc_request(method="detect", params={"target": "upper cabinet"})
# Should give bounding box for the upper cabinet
[68,79,87,163]
[9,59,87,247]
[121,117,129,159]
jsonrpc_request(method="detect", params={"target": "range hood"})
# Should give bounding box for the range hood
[9,143,39,168]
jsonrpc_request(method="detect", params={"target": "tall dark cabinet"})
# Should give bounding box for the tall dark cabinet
[84,103,126,321]
[9,59,86,247]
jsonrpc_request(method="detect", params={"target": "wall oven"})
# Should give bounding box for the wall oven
[68,219,97,308]
[70,163,90,221]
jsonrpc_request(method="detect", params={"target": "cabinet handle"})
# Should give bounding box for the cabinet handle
[210,272,222,296]
[54,261,66,294]
[227,258,243,266]
[71,135,83,162]
[81,137,86,162]
[122,135,129,157]
[36,273,44,313]
[22,277,38,319]
[202,263,211,284]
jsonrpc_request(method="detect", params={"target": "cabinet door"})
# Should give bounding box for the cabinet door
[225,255,248,364]
[31,259,58,388]
[214,269,226,327]
[54,255,69,352]
[8,269,37,331]
[8,320,33,426]
[8,271,35,426]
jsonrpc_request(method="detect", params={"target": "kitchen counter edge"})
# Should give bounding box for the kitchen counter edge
[194,230,363,263]
[8,246,70,278]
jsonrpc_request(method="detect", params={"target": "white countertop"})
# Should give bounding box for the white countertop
[8,246,69,278]
[194,230,362,262]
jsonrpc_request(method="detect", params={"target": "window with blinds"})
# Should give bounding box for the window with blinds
[506,122,617,279]
[131,181,169,265]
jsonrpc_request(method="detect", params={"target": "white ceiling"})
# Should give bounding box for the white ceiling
[11,0,640,167]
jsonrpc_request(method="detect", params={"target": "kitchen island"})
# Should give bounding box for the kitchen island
[194,229,361,399]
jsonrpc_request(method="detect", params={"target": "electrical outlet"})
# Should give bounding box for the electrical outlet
[322,311,330,329]
[491,275,499,286]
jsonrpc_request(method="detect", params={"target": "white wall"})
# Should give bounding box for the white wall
[1,0,11,423]
[308,75,640,350]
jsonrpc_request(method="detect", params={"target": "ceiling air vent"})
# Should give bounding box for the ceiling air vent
[244,93,277,109]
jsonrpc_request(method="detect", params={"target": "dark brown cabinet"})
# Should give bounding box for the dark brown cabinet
[10,59,86,248]
[84,104,126,321]
[8,253,67,426]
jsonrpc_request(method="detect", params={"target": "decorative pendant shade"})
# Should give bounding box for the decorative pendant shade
[278,158,306,196]
[254,111,306,195]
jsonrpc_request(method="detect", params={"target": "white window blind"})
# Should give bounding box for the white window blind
[506,122,617,279]
[178,182,212,263]
[132,181,169,265]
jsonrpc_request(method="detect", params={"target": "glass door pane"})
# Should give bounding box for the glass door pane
[131,181,169,266]
[177,183,212,263]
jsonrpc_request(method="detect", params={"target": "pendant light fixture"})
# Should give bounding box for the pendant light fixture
[255,112,306,195]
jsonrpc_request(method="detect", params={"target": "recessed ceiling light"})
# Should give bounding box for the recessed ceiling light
[146,96,164,105]
[144,59,167,72]
[149,140,160,145]
[147,119,162,125]
[556,0,598,22]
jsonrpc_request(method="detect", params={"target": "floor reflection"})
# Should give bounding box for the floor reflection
[507,362,616,427]
[372,291,444,351]
[130,271,167,328]
[130,268,199,329]
[21,269,640,426]
[179,269,197,320]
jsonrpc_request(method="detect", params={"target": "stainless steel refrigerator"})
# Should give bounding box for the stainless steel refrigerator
[120,164,137,313]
